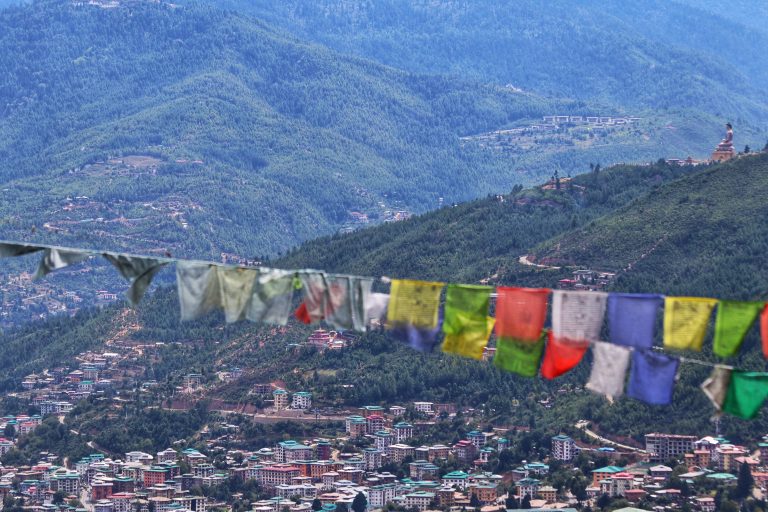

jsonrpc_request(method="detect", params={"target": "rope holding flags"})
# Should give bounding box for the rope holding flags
[2,239,768,420]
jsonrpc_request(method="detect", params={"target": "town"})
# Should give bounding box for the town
[1,331,765,512]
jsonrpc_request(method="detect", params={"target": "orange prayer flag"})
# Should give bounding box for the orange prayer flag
[495,287,550,342]
[540,331,588,380]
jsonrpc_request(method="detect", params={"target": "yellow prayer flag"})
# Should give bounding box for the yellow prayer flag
[386,279,444,328]
[442,316,496,360]
[663,297,718,351]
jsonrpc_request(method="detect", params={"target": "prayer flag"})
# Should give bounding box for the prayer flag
[585,342,631,399]
[387,279,444,329]
[441,284,495,360]
[663,297,718,351]
[540,332,588,379]
[390,321,443,353]
[607,293,663,348]
[494,332,546,377]
[627,350,679,405]
[713,300,763,358]
[723,371,768,419]
[364,293,390,327]
[298,271,330,324]
[103,253,168,306]
[35,248,90,279]
[552,290,607,345]
[217,267,258,323]
[0,242,43,258]
[762,304,768,359]
[176,261,221,321]
[701,366,732,412]
[325,275,374,331]
[495,287,549,342]
[246,268,295,325]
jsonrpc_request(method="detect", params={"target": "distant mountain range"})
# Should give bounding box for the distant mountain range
[0,0,764,259]
[215,0,768,126]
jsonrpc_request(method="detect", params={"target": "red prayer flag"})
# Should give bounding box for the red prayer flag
[495,287,550,342]
[540,331,588,379]
[762,304,768,359]
[294,302,312,324]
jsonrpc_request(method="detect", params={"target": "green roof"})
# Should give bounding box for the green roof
[706,473,737,480]
[443,471,469,479]
[593,465,624,474]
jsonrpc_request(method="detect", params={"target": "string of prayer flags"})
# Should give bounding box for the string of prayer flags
[495,287,550,342]
[585,342,631,399]
[663,297,718,351]
[0,242,43,258]
[722,371,768,419]
[607,293,663,348]
[386,279,444,329]
[540,332,588,380]
[762,305,768,359]
[217,267,258,323]
[246,268,295,326]
[552,290,607,345]
[713,300,763,357]
[493,331,546,377]
[103,253,168,306]
[701,366,732,413]
[441,284,495,360]
[176,261,222,321]
[35,248,90,279]
[627,350,679,405]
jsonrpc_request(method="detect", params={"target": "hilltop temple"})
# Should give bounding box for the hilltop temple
[711,122,735,162]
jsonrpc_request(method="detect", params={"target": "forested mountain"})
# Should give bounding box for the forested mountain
[213,0,768,126]
[4,154,768,453]
[0,1,764,260]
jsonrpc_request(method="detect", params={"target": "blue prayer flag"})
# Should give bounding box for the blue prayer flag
[627,349,679,405]
[608,293,663,348]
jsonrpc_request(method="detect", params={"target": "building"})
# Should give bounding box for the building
[442,471,469,490]
[369,484,397,509]
[599,472,635,497]
[276,441,313,463]
[453,440,476,464]
[50,472,81,494]
[551,434,575,461]
[389,406,406,417]
[469,483,498,504]
[273,389,289,410]
[374,431,395,453]
[367,415,385,434]
[403,491,434,511]
[516,478,540,499]
[413,402,434,414]
[393,422,413,443]
[157,448,178,464]
[387,444,415,464]
[645,433,695,462]
[363,448,383,471]
[591,466,625,486]
[345,416,367,438]
[467,431,486,450]
[292,392,312,410]
[409,461,439,481]
[258,465,301,490]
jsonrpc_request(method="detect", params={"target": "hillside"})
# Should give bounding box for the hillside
[0,1,731,262]
[531,152,768,299]
[6,155,768,456]
[216,0,768,127]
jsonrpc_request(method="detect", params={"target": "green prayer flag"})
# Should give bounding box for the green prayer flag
[713,300,763,357]
[723,371,768,419]
[493,333,546,377]
[441,284,494,359]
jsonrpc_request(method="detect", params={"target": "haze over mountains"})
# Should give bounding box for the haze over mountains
[0,0,765,258]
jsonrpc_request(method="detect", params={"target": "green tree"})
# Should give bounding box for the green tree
[312,499,323,511]
[745,145,751,154]
[352,492,367,512]
[720,500,739,512]
[736,463,754,501]
[470,493,481,508]
[596,493,611,510]
[520,495,531,509]
[3,424,14,438]
[505,494,519,509]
